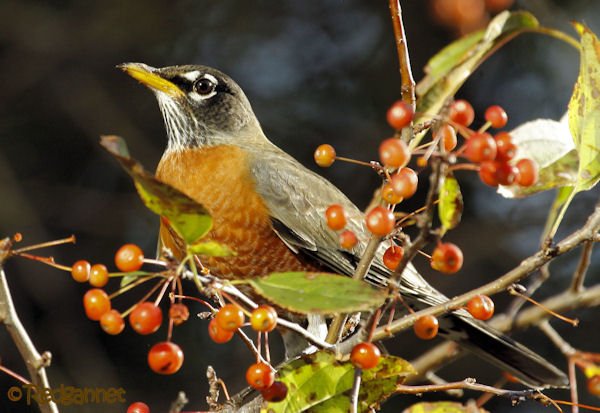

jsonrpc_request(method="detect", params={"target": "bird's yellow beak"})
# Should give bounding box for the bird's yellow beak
[118,63,184,98]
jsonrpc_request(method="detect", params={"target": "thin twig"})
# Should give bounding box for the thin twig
[168,391,188,413]
[388,0,415,108]
[571,240,593,293]
[568,358,579,413]
[350,369,362,413]
[539,320,577,357]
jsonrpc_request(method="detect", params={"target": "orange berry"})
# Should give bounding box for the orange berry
[485,105,508,128]
[431,242,463,274]
[325,204,347,231]
[386,100,414,130]
[435,124,458,152]
[71,260,91,283]
[383,246,404,271]
[314,144,336,167]
[350,342,381,369]
[115,244,144,272]
[587,375,600,396]
[466,132,497,163]
[129,302,163,335]
[479,161,499,187]
[381,183,403,205]
[516,158,538,187]
[466,295,495,320]
[391,167,418,199]
[215,304,245,332]
[100,309,125,335]
[494,132,517,162]
[261,381,288,403]
[147,341,184,375]
[246,362,275,391]
[414,315,439,340]
[449,99,474,127]
[89,264,109,288]
[339,230,358,250]
[379,138,410,168]
[83,289,111,321]
[250,305,278,332]
[208,318,235,343]
[365,206,395,236]
[169,303,190,326]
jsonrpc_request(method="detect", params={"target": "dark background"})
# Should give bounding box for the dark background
[0,1,599,412]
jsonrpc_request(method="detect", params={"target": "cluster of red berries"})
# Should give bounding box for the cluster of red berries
[208,303,288,402]
[75,244,186,375]
[445,100,539,188]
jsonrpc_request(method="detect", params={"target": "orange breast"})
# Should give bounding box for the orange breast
[156,145,315,278]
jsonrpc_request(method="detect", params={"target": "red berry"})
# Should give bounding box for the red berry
[494,162,519,186]
[494,132,517,161]
[391,167,418,199]
[339,230,359,250]
[208,318,234,343]
[588,375,600,396]
[479,161,499,187]
[381,183,403,205]
[431,242,463,274]
[485,105,508,128]
[89,264,109,288]
[503,371,521,383]
[71,260,91,283]
[148,341,184,375]
[466,132,497,163]
[379,138,410,168]
[435,124,458,151]
[100,309,125,335]
[485,0,515,13]
[115,244,144,272]
[383,246,404,271]
[129,302,163,335]
[83,289,111,321]
[127,402,150,413]
[261,381,288,403]
[466,295,495,320]
[250,305,278,332]
[215,303,245,332]
[516,158,538,187]
[325,204,347,231]
[169,303,190,326]
[449,99,474,127]
[246,362,275,391]
[414,315,439,340]
[386,100,414,130]
[350,342,381,369]
[314,144,336,167]
[365,206,395,236]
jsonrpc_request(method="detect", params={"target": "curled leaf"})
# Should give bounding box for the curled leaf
[438,172,462,234]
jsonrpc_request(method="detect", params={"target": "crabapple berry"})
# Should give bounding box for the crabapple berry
[314,144,336,167]
[381,183,403,205]
[516,158,538,187]
[129,302,163,335]
[215,303,245,331]
[587,375,600,396]
[208,318,234,343]
[383,246,404,271]
[449,99,475,127]
[71,260,91,283]
[365,206,395,236]
[414,315,439,340]
[391,167,418,199]
[325,204,347,231]
[89,264,109,288]
[466,295,495,320]
[435,124,458,151]
[485,105,508,128]
[431,242,463,274]
[169,303,190,326]
[250,305,278,332]
[339,230,358,250]
[246,362,275,391]
[494,162,519,186]
[379,138,410,168]
[494,132,517,162]
[115,243,144,272]
[386,100,414,130]
[100,309,125,335]
[261,381,288,403]
[350,342,381,369]
[479,161,499,187]
[147,341,184,375]
[127,402,150,413]
[83,289,111,321]
[466,132,497,163]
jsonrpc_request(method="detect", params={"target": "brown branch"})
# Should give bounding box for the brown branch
[388,0,415,109]
[168,391,188,413]
[0,238,58,413]
[372,203,600,341]
[571,240,593,292]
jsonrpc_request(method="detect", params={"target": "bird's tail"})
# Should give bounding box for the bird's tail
[448,314,568,388]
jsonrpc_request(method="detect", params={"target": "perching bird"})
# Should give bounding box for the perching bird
[119,62,567,388]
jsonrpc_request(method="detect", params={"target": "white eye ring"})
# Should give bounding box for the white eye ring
[189,74,218,101]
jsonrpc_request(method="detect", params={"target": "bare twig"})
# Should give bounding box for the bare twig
[388,0,416,109]
[168,391,188,413]
[350,369,362,413]
[207,366,221,409]
[539,320,577,357]
[571,240,593,292]
[0,238,58,413]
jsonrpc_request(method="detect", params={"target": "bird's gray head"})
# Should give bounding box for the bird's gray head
[119,63,263,151]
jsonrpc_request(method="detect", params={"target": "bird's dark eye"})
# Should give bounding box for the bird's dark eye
[194,77,216,95]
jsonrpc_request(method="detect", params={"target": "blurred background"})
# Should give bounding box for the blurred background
[0,0,599,412]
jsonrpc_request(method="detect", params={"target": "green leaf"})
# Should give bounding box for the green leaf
[542,186,576,241]
[498,117,578,198]
[403,402,489,413]
[115,271,152,287]
[415,11,539,146]
[187,240,236,257]
[438,172,462,234]
[101,135,213,245]
[263,351,414,413]
[247,272,387,315]
[569,24,600,192]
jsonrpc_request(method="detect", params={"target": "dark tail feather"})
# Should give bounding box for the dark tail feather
[447,314,568,388]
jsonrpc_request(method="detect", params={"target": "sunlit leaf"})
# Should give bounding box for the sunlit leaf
[187,240,235,257]
[262,351,414,413]
[117,271,153,287]
[101,135,212,245]
[569,23,600,192]
[438,173,462,234]
[403,402,489,413]
[247,272,387,315]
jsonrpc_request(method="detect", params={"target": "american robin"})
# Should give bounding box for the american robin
[119,62,567,388]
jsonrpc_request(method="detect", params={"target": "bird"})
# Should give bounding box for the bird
[118,62,567,388]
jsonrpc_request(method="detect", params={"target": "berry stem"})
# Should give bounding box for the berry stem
[509,286,579,326]
[447,163,480,172]
[142,258,168,267]
[335,156,377,168]
[16,253,72,272]
[121,279,167,317]
[171,294,216,312]
[478,121,492,134]
[153,276,173,307]
[11,235,76,255]
[0,364,31,385]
